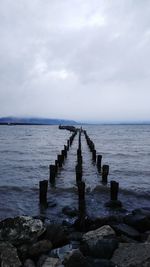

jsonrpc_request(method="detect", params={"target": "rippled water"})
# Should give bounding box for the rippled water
[0,124,150,221]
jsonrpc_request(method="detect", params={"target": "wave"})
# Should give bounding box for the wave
[93,184,150,200]
[0,185,38,193]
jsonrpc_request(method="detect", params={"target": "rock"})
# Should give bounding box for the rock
[39,256,62,267]
[0,241,22,267]
[112,223,140,240]
[132,207,150,218]
[29,240,52,257]
[24,259,36,267]
[42,224,68,248]
[112,243,150,267]
[62,206,78,217]
[81,238,118,259]
[92,215,124,230]
[124,213,150,232]
[50,244,72,260]
[117,234,139,243]
[87,257,116,267]
[74,215,94,232]
[82,225,116,244]
[63,249,90,267]
[68,231,83,242]
[0,216,45,245]
[17,243,30,262]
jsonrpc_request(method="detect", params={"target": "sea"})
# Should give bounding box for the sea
[0,124,150,222]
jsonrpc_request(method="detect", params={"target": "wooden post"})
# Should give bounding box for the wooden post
[77,148,82,157]
[39,180,48,206]
[77,181,85,201]
[97,155,102,171]
[102,165,109,183]
[110,181,119,201]
[77,155,82,166]
[67,140,70,150]
[61,150,66,160]
[76,164,82,183]
[57,155,63,167]
[55,160,58,173]
[49,164,56,184]
[92,149,96,162]
[105,180,122,208]
[64,145,67,157]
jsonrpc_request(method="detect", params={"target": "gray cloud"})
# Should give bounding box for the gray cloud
[0,0,150,121]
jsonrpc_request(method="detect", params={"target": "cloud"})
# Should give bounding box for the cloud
[0,0,150,121]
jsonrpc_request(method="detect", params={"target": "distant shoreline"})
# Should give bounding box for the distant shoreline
[0,123,150,126]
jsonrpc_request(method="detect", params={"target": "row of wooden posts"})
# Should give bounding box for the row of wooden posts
[39,128,122,209]
[83,130,122,208]
[39,131,77,206]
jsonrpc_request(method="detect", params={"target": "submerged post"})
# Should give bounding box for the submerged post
[39,180,48,206]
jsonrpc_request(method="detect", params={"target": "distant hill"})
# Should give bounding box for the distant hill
[0,117,77,125]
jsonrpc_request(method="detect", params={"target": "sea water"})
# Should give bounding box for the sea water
[0,125,150,222]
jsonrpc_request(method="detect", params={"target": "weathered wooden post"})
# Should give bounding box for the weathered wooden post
[77,148,82,157]
[77,155,82,166]
[61,150,66,161]
[97,155,102,171]
[49,164,56,184]
[92,149,96,162]
[55,160,58,173]
[64,145,67,157]
[110,181,119,201]
[105,180,122,208]
[57,155,63,167]
[67,140,70,150]
[77,181,85,201]
[39,180,48,206]
[76,164,82,183]
[102,164,109,183]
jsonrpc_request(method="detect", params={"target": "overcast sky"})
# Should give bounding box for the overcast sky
[0,0,150,122]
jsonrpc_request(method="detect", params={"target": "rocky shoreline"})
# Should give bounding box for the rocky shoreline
[0,207,150,267]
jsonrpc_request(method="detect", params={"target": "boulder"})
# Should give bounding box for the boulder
[112,223,140,240]
[29,240,52,257]
[42,224,68,248]
[38,256,62,267]
[82,225,116,244]
[124,213,150,232]
[24,259,36,267]
[0,241,22,267]
[81,225,118,259]
[0,216,45,245]
[81,238,118,259]
[132,207,150,218]
[112,243,150,267]
[87,257,116,267]
[63,249,90,267]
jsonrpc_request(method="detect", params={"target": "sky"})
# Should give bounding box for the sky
[0,0,150,122]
